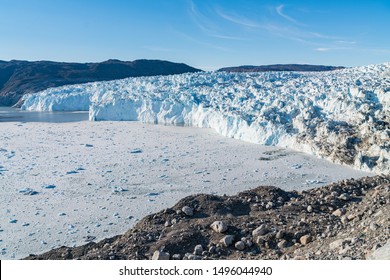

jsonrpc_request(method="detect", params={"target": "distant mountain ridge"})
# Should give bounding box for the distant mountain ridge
[218,64,345,73]
[0,59,201,106]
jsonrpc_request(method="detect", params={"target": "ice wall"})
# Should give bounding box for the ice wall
[21,64,390,173]
[21,84,93,111]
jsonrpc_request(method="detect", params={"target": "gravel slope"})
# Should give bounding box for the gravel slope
[25,175,390,260]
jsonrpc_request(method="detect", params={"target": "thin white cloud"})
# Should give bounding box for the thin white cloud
[188,0,215,34]
[207,3,363,55]
[315,47,331,52]
[276,5,305,26]
[188,1,247,41]
[215,8,261,28]
[211,34,249,41]
[177,31,229,52]
[314,47,351,52]
[216,5,348,47]
[308,31,339,40]
[335,40,357,45]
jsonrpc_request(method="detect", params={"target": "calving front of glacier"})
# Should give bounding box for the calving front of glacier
[21,84,92,111]
[22,63,390,173]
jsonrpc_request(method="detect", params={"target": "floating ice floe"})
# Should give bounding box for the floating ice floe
[18,188,39,195]
[145,192,161,197]
[0,166,7,175]
[291,164,302,169]
[42,184,56,189]
[111,187,128,193]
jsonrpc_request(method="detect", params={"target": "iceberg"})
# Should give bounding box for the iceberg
[21,63,390,173]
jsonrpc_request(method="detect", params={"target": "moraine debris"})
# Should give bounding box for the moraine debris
[24,175,390,260]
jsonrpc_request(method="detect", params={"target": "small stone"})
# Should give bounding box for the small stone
[152,250,170,260]
[252,224,269,237]
[172,254,181,260]
[332,208,346,217]
[182,206,194,216]
[208,246,216,254]
[246,239,253,247]
[265,201,274,209]
[307,205,313,213]
[187,254,202,260]
[277,240,288,249]
[329,239,344,250]
[339,193,351,201]
[350,237,359,245]
[220,235,234,247]
[235,241,245,251]
[194,244,203,255]
[369,223,379,231]
[210,221,228,233]
[164,220,171,227]
[347,214,356,220]
[276,230,285,239]
[341,216,349,224]
[300,235,312,245]
[255,236,265,245]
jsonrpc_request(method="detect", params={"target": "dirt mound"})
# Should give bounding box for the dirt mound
[25,175,390,260]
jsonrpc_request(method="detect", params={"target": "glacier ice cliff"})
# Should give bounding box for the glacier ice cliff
[21,63,390,174]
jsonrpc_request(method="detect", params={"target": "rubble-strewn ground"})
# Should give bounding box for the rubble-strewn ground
[25,175,390,260]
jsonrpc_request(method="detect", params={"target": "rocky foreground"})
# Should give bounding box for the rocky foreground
[25,175,390,260]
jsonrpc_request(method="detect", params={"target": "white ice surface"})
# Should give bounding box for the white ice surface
[0,121,372,259]
[21,63,390,173]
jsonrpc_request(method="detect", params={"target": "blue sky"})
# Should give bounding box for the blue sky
[0,0,389,70]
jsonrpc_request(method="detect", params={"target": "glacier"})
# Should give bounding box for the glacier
[21,63,390,173]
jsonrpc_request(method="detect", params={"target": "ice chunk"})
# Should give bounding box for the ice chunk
[19,188,39,195]
[145,192,161,197]
[42,184,56,189]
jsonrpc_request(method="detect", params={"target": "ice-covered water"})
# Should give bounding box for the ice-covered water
[0,107,88,123]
